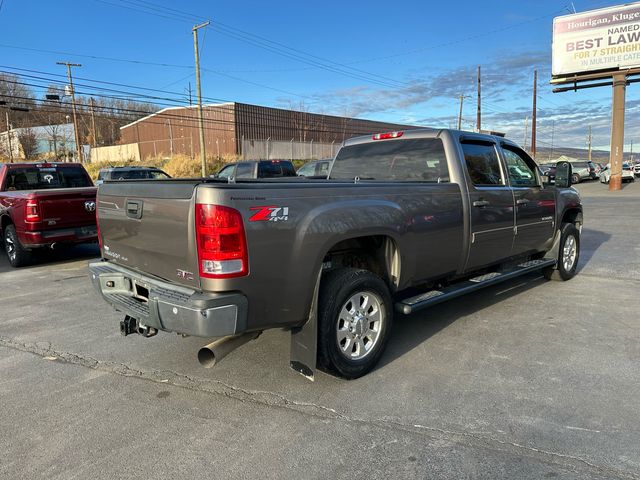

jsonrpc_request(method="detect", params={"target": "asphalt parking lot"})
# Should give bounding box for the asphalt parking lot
[1,180,639,479]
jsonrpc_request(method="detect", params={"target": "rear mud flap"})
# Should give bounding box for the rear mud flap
[289,271,321,381]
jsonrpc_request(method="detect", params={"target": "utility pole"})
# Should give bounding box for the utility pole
[523,116,529,151]
[167,119,174,157]
[192,21,209,177]
[57,62,82,163]
[630,140,634,162]
[5,111,13,163]
[609,72,626,191]
[187,82,193,106]
[550,120,555,161]
[476,66,481,132]
[587,125,592,163]
[532,69,537,160]
[458,95,469,130]
[89,97,98,147]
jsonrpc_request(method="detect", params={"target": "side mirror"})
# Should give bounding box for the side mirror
[555,161,572,188]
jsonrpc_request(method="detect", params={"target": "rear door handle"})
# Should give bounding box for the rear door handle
[473,200,490,207]
[516,199,530,206]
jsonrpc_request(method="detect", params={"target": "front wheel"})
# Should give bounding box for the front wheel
[571,173,580,184]
[318,268,393,379]
[544,223,580,281]
[3,224,32,268]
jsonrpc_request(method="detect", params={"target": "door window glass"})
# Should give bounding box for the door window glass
[461,143,503,186]
[217,164,235,179]
[235,163,254,178]
[502,147,538,187]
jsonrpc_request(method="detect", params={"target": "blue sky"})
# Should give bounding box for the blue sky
[0,0,638,151]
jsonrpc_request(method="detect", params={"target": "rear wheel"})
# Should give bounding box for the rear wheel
[543,223,580,281]
[571,173,580,184]
[318,268,393,379]
[3,224,32,268]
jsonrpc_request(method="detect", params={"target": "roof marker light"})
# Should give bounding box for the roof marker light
[373,131,404,140]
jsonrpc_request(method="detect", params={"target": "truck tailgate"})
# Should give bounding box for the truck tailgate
[34,187,97,228]
[97,181,200,289]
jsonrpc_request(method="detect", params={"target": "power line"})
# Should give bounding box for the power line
[2,92,421,138]
[0,65,224,103]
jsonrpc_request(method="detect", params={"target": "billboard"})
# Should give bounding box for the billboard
[552,2,640,77]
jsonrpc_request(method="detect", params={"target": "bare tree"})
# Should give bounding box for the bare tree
[17,127,38,160]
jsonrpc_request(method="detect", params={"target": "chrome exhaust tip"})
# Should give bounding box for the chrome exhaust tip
[197,332,261,368]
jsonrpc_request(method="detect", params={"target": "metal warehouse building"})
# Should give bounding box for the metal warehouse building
[118,102,417,160]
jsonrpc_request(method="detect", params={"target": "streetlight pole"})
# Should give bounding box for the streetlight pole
[192,21,210,177]
[57,62,82,163]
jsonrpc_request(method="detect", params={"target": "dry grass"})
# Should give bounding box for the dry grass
[85,154,239,181]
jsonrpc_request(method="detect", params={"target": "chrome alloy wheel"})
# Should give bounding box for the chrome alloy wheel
[4,231,16,262]
[563,234,577,271]
[336,291,384,360]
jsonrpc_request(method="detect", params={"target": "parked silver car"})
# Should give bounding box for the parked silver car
[599,163,635,183]
[569,161,598,184]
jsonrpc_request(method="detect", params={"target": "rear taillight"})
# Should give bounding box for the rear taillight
[25,199,41,223]
[195,204,248,278]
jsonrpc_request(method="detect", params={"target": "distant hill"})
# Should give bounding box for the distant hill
[532,146,635,164]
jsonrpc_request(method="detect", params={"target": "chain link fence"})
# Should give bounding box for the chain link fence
[241,138,341,160]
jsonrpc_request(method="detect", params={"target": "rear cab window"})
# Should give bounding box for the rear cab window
[4,165,92,190]
[258,161,296,178]
[330,138,449,182]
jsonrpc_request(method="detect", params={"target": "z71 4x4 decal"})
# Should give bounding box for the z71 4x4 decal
[249,206,290,222]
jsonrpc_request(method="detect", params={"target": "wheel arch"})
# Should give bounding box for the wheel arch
[0,214,13,234]
[321,234,401,291]
[561,207,583,228]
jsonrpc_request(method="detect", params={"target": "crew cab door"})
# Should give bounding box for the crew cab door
[461,140,515,271]
[500,144,556,255]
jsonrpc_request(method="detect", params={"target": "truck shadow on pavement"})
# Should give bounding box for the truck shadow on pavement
[0,243,99,274]
[380,227,609,370]
[576,227,610,273]
[380,274,548,369]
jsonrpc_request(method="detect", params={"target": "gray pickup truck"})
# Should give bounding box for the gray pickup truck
[89,129,582,380]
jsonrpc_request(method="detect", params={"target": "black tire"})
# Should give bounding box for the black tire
[571,173,580,184]
[543,223,580,281]
[3,224,32,268]
[318,268,393,379]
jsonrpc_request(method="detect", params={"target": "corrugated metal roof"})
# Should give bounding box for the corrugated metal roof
[119,102,235,130]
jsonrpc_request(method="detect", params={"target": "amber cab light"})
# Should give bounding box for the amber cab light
[195,204,248,278]
[373,131,404,140]
[25,199,41,223]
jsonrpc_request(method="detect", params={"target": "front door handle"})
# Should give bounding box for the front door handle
[516,199,530,206]
[473,200,490,207]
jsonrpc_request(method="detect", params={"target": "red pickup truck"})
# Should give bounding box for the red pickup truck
[0,162,97,267]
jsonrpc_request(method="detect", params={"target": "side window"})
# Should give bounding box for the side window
[217,165,235,179]
[235,162,254,179]
[461,142,504,186]
[502,147,538,187]
[317,162,330,175]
